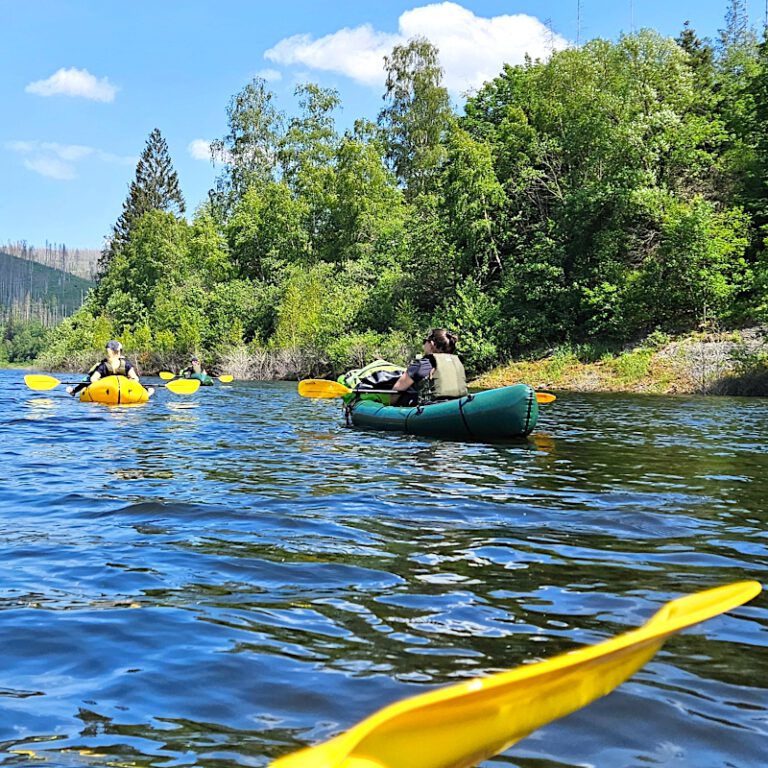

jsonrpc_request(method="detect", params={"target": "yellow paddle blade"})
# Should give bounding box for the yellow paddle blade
[272,581,761,768]
[159,371,176,380]
[218,374,234,383]
[165,378,201,395]
[536,392,556,404]
[24,374,62,391]
[298,379,351,398]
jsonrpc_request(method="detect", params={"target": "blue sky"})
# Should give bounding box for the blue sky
[1,0,765,250]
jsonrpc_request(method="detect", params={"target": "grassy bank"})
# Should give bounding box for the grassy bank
[472,328,768,397]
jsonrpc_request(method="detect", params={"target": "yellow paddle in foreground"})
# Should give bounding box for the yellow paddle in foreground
[272,580,761,768]
[159,371,234,383]
[24,374,200,395]
[298,379,557,404]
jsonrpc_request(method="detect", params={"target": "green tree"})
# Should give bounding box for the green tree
[279,83,341,257]
[626,195,750,328]
[189,207,233,286]
[441,125,506,280]
[378,37,453,199]
[323,119,407,265]
[210,78,284,215]
[225,183,310,281]
[99,128,185,276]
[100,211,190,316]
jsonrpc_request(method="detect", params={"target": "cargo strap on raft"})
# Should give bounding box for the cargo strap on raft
[457,393,475,438]
[343,398,356,426]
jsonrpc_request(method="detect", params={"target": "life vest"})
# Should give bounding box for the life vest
[418,353,468,404]
[89,357,128,377]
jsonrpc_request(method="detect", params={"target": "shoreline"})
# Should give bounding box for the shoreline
[471,327,768,397]
[8,327,768,397]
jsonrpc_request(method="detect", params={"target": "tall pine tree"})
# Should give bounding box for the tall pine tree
[99,128,185,276]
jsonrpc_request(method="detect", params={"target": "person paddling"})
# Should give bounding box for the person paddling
[67,340,154,397]
[391,328,468,406]
[179,356,207,378]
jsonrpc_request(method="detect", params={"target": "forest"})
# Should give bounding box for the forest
[2,241,100,281]
[0,250,94,363]
[29,4,768,379]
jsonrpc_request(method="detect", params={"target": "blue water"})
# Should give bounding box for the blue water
[1,370,766,767]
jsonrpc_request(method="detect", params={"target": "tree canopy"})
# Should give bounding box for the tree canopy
[39,16,768,378]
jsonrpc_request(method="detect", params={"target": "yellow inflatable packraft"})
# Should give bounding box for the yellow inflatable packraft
[79,375,151,405]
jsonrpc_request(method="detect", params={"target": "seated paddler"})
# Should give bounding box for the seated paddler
[179,356,207,378]
[67,340,151,396]
[391,328,468,406]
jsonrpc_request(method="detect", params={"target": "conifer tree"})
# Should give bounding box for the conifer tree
[99,128,185,276]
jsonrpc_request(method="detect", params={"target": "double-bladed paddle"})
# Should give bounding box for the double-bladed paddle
[24,373,201,395]
[159,371,234,383]
[298,378,557,404]
[271,580,761,768]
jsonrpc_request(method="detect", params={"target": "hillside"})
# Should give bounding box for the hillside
[0,250,94,326]
[1,241,100,280]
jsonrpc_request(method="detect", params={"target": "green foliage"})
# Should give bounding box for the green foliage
[604,348,654,383]
[625,196,750,329]
[280,84,340,249]
[101,128,185,275]
[272,263,364,349]
[205,279,277,348]
[189,208,233,285]
[323,124,408,265]
[432,278,500,374]
[210,77,284,214]
[34,25,768,382]
[0,319,50,362]
[379,37,453,199]
[441,125,506,280]
[226,184,309,280]
[325,329,411,372]
[101,211,191,312]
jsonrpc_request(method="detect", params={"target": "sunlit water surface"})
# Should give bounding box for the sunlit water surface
[1,369,766,767]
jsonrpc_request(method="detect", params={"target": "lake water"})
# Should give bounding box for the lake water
[1,368,766,767]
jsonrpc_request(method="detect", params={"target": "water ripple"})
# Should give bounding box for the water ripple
[0,375,766,766]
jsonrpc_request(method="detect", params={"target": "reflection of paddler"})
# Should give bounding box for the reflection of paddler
[531,432,557,453]
[66,340,154,398]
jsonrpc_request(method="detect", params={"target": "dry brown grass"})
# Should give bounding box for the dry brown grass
[472,328,768,396]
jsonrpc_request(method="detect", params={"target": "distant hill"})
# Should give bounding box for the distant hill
[1,240,100,280]
[0,250,94,326]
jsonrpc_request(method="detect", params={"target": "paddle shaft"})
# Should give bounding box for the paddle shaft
[159,371,233,382]
[24,373,200,395]
[298,378,555,403]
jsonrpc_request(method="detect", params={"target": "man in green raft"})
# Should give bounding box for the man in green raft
[179,356,206,378]
[66,340,155,397]
[175,356,215,385]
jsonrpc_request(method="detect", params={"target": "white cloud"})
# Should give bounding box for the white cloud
[188,139,212,161]
[25,67,118,102]
[24,156,76,180]
[256,68,283,83]
[265,2,568,95]
[188,138,232,164]
[6,140,135,179]
[266,25,397,87]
